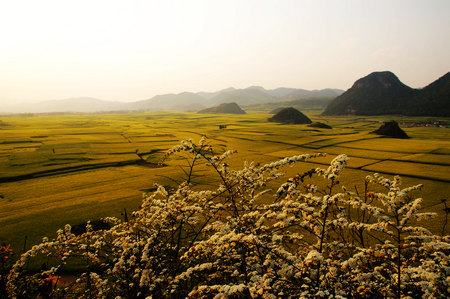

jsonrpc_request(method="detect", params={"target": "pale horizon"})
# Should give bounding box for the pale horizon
[1,0,449,105]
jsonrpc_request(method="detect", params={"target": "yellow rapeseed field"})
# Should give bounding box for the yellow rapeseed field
[1,111,450,254]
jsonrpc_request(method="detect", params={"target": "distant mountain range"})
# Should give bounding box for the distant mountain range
[321,71,450,116]
[198,102,246,114]
[0,86,344,114]
[4,72,449,116]
[1,97,130,114]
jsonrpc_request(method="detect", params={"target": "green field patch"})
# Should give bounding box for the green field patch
[39,142,90,150]
[34,144,90,158]
[236,120,258,123]
[48,126,114,133]
[336,138,450,154]
[295,136,339,148]
[155,133,176,137]
[343,157,380,168]
[30,135,48,138]
[86,153,140,162]
[10,146,41,153]
[211,136,284,154]
[217,134,263,143]
[41,133,125,143]
[406,127,450,141]
[362,160,450,182]
[40,137,91,145]
[143,154,164,164]
[123,136,180,143]
[211,125,256,132]
[263,149,378,169]
[1,151,141,181]
[92,134,129,143]
[219,130,268,136]
[90,143,138,154]
[326,121,371,128]
[134,144,172,155]
[141,150,166,163]
[261,133,325,146]
[0,144,37,153]
[0,144,17,151]
[0,145,40,160]
[319,146,407,160]
[303,133,379,148]
[1,138,33,144]
[392,153,450,165]
[264,149,334,168]
[267,149,327,158]
[46,153,89,161]
[302,137,345,148]
[431,148,450,155]
[0,168,150,251]
[43,148,89,155]
[319,121,357,127]
[1,166,153,201]
[8,152,49,166]
[3,112,450,262]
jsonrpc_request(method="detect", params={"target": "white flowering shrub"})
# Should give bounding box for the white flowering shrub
[6,136,450,298]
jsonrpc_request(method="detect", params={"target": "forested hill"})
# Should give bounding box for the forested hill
[408,72,450,116]
[321,71,450,116]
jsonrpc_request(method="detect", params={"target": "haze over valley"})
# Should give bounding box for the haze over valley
[2,70,449,118]
[2,2,450,295]
[0,86,345,113]
[1,1,449,111]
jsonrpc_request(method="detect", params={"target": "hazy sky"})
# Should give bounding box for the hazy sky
[1,0,449,104]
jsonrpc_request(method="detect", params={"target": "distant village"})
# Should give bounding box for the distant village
[399,121,449,128]
[334,118,450,128]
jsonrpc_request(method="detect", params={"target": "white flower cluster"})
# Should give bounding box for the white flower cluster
[316,154,348,180]
[6,137,450,299]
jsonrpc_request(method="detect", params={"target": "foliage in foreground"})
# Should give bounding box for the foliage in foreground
[5,136,450,298]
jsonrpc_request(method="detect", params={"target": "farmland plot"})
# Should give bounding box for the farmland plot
[1,112,450,257]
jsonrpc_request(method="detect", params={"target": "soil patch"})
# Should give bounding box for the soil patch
[57,275,78,286]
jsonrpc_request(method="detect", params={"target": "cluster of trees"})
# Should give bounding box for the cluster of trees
[2,136,450,298]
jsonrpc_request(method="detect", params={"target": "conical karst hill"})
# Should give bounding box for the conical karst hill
[371,121,410,139]
[268,107,312,124]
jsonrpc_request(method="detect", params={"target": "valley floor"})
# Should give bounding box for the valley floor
[2,111,450,256]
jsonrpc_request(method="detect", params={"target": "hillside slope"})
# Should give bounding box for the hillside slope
[267,107,312,124]
[281,88,343,101]
[321,71,450,116]
[321,71,417,116]
[209,89,278,106]
[198,102,246,114]
[406,72,450,116]
[128,92,207,110]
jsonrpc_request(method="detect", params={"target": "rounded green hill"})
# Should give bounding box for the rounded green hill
[268,107,312,124]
